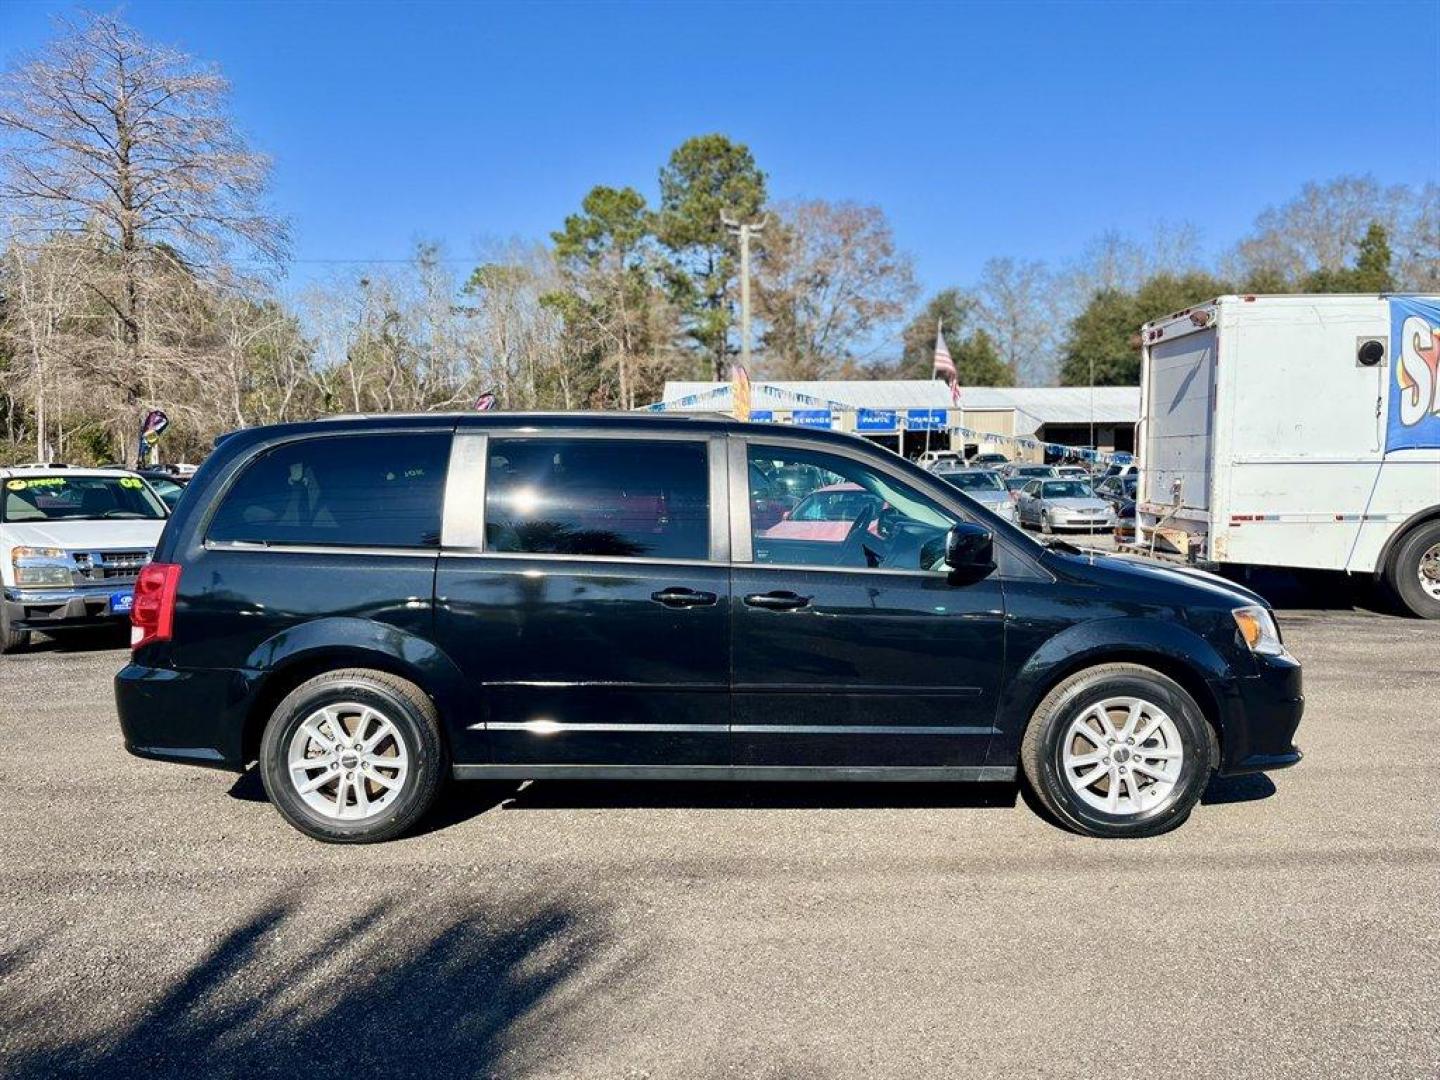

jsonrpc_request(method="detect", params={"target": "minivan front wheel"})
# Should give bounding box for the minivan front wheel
[259,669,447,843]
[1020,663,1211,838]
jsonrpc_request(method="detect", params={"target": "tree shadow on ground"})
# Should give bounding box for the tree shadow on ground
[0,887,631,1080]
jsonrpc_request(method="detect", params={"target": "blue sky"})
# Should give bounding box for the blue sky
[2,0,1436,295]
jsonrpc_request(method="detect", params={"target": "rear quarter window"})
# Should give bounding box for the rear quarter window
[208,433,450,548]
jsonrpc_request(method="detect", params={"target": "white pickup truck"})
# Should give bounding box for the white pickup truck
[1,465,168,652]
[1134,294,1440,618]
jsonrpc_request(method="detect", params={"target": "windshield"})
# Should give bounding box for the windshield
[1040,481,1095,499]
[944,471,1004,492]
[2,474,167,523]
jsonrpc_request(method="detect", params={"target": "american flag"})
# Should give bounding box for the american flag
[932,321,957,382]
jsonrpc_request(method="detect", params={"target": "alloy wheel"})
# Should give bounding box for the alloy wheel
[1060,696,1184,816]
[287,702,410,820]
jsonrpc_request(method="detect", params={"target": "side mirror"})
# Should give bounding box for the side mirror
[943,522,995,577]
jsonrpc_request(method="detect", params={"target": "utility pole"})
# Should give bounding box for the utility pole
[722,213,766,374]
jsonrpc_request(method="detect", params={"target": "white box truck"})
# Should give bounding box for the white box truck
[1133,294,1440,618]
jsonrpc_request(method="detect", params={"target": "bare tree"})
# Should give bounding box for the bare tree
[973,257,1057,386]
[0,10,287,450]
[1226,175,1410,285]
[755,199,918,379]
[0,230,94,457]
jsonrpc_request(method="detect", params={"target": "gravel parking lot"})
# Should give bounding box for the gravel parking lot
[2,608,1437,1080]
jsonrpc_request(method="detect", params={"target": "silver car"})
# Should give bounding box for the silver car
[934,467,1017,523]
[1016,478,1116,534]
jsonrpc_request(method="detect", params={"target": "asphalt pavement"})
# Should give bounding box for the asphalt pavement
[1,608,1436,1079]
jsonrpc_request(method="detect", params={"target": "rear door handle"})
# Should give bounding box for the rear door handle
[743,590,811,611]
[651,587,718,608]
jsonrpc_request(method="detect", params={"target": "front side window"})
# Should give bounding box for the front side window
[748,445,955,571]
[485,438,709,560]
[208,433,449,547]
[2,474,166,523]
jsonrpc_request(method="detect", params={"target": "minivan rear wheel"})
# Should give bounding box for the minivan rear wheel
[259,669,447,843]
[1020,663,1211,838]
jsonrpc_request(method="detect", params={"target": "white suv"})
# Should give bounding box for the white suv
[1,465,168,652]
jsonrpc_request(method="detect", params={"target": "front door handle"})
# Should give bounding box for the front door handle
[743,590,811,611]
[651,587,718,608]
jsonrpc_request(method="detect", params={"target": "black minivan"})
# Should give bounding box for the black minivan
[116,414,1303,843]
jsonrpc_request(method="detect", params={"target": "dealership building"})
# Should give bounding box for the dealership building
[656,380,1140,461]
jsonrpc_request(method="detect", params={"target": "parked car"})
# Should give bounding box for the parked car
[917,450,964,470]
[968,452,1010,468]
[1016,478,1118,534]
[1054,465,1091,481]
[138,469,191,510]
[1003,475,1032,502]
[1096,474,1138,510]
[1114,496,1138,544]
[1096,461,1139,484]
[1000,463,1059,482]
[116,413,1303,843]
[2,465,167,652]
[935,468,1017,523]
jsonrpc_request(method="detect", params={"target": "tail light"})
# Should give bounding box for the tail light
[131,562,181,650]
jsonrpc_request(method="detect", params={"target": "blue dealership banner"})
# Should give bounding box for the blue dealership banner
[1389,298,1440,452]
[856,408,898,432]
[750,410,774,422]
[905,408,948,431]
[791,410,833,429]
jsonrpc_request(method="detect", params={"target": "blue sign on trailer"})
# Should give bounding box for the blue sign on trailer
[791,410,833,429]
[856,409,898,432]
[905,408,948,431]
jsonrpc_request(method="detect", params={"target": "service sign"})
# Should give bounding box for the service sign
[791,410,833,429]
[1389,297,1440,452]
[750,410,774,422]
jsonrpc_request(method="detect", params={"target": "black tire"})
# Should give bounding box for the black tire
[1020,663,1213,839]
[0,606,31,654]
[259,668,448,843]
[1383,519,1440,620]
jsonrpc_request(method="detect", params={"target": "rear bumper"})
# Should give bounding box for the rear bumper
[4,586,132,631]
[1211,652,1305,776]
[115,663,255,772]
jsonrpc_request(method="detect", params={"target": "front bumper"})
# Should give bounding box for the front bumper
[3,585,133,631]
[1210,651,1304,776]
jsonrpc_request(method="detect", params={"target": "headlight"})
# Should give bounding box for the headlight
[1232,605,1284,656]
[11,546,71,588]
